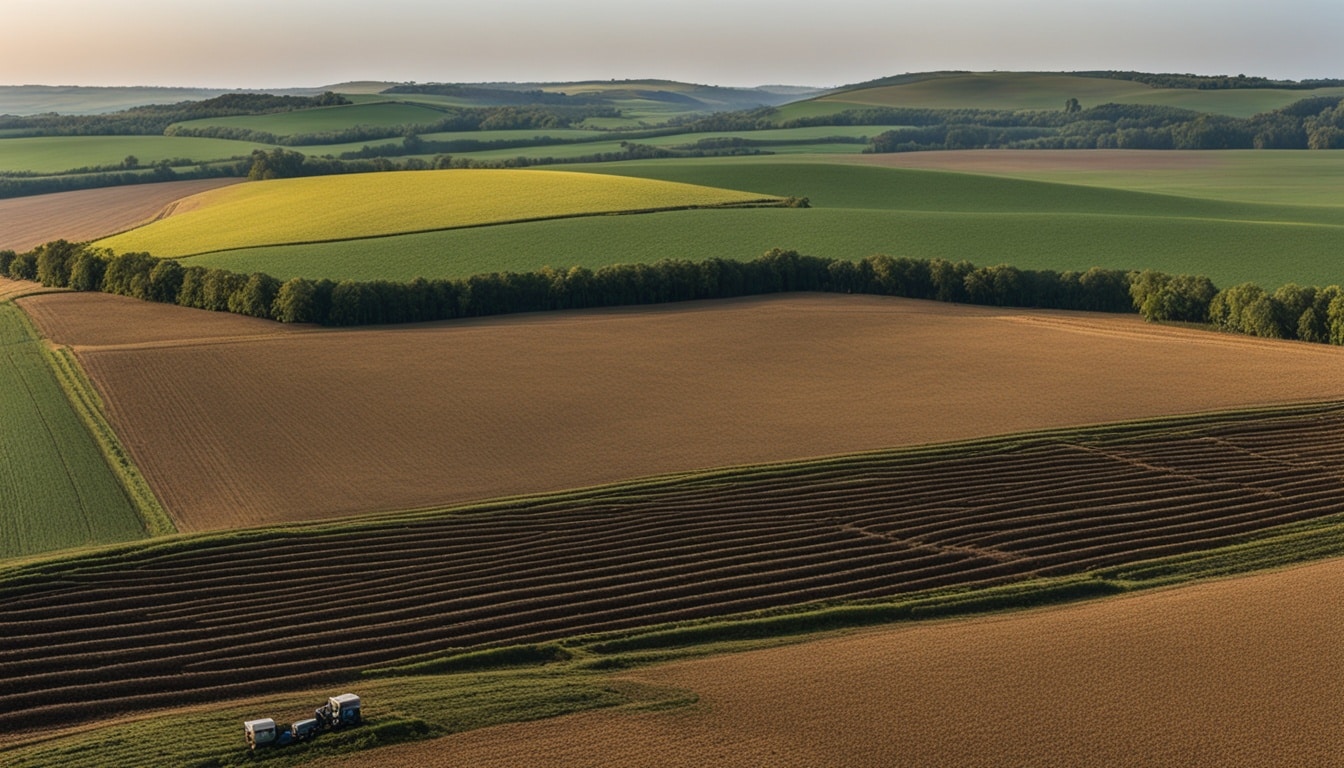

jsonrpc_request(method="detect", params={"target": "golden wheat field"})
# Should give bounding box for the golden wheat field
[93,169,775,256]
[19,290,1344,532]
[318,556,1344,768]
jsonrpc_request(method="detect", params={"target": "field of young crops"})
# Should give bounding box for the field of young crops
[0,135,268,174]
[95,169,776,257]
[189,161,1344,288]
[3,402,1343,732]
[166,100,451,137]
[0,304,145,559]
[785,72,1344,118]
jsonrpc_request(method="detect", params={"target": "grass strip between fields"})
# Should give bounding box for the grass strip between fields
[39,343,175,537]
[4,401,1344,766]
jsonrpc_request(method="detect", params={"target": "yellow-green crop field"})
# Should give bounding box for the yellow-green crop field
[96,169,777,257]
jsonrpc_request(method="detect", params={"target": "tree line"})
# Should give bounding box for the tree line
[5,241,1342,346]
[0,92,349,137]
[862,97,1344,152]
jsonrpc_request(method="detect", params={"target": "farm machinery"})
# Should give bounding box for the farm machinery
[243,693,362,751]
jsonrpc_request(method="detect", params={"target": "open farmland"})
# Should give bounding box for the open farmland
[364,555,1344,768]
[190,160,1344,288]
[0,302,145,558]
[852,149,1344,205]
[94,169,778,257]
[0,178,242,252]
[166,100,451,138]
[786,71,1344,118]
[18,291,1344,531]
[1,401,1343,734]
[0,135,268,174]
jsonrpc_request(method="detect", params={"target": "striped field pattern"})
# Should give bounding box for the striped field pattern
[2,403,1343,731]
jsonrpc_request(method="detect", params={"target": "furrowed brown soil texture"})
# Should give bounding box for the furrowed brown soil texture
[351,557,1344,768]
[19,291,1344,531]
[2,403,1344,731]
[0,178,241,252]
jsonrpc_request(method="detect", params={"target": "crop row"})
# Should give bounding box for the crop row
[2,406,1342,731]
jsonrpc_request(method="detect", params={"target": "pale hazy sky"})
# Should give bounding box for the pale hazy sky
[3,0,1341,88]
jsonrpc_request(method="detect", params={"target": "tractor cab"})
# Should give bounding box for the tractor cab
[315,693,361,729]
[244,718,277,750]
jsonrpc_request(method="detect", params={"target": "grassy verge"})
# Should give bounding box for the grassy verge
[40,342,175,536]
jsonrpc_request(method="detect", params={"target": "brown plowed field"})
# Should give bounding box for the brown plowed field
[0,178,242,252]
[17,291,1344,531]
[2,403,1343,731]
[350,556,1344,768]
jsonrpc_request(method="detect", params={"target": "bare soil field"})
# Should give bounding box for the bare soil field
[3,404,1342,731]
[356,556,1344,768]
[0,178,242,252]
[19,291,1344,531]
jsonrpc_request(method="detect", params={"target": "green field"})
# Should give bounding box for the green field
[0,135,270,174]
[167,100,452,137]
[0,303,146,559]
[189,160,1344,288]
[850,150,1344,205]
[97,169,778,257]
[784,72,1344,118]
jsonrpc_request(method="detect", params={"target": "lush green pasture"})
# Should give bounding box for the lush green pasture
[0,135,269,174]
[98,169,775,257]
[168,101,450,137]
[189,162,1344,288]
[188,205,1344,288]
[0,303,145,559]
[795,72,1344,117]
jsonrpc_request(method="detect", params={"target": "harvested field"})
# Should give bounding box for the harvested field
[0,178,242,252]
[2,403,1344,732]
[18,291,1344,531]
[358,556,1344,768]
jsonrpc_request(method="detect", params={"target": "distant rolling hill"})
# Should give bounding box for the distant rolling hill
[779,71,1344,119]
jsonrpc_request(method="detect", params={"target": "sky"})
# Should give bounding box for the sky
[3,0,1341,88]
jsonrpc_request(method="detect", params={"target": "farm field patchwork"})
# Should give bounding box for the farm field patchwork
[0,302,145,558]
[784,72,1344,118]
[189,161,1344,288]
[94,169,778,257]
[367,555,1344,768]
[19,291,1344,531]
[1,402,1343,734]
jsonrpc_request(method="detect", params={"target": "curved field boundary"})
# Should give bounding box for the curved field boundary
[0,178,243,253]
[2,403,1343,731]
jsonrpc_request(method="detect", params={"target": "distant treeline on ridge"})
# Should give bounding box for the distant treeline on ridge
[5,243,1343,347]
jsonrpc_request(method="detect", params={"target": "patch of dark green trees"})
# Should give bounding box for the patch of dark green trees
[5,242,1344,346]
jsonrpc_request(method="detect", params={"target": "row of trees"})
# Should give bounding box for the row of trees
[863,97,1344,153]
[6,243,1344,345]
[166,104,620,146]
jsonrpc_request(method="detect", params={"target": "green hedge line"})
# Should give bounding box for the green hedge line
[4,241,1343,345]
